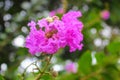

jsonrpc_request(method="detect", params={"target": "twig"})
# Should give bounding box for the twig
[35,55,53,80]
[21,61,38,80]
[61,0,68,13]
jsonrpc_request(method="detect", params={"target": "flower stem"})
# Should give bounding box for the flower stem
[21,61,38,80]
[35,55,53,80]
[62,0,68,13]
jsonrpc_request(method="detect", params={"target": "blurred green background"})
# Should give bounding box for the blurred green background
[0,0,120,80]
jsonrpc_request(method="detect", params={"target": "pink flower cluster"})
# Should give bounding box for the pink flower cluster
[65,61,77,73]
[100,10,110,20]
[25,11,83,55]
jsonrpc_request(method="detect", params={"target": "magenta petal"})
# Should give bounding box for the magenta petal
[25,11,83,55]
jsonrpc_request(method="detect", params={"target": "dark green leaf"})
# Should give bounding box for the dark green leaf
[107,41,120,54]
[78,51,92,74]
[0,75,4,80]
[95,52,105,65]
[41,74,54,80]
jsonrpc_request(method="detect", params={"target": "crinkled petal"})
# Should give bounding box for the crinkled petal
[37,18,48,28]
[28,21,37,31]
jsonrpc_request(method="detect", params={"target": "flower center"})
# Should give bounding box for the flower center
[46,16,59,23]
[45,29,58,38]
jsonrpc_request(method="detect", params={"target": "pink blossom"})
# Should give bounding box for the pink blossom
[50,11,56,17]
[62,11,83,52]
[57,8,64,14]
[26,19,64,55]
[25,11,83,55]
[50,8,64,16]
[100,10,110,20]
[65,61,77,73]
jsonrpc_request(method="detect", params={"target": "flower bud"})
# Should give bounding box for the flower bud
[53,16,59,20]
[45,56,50,62]
[46,17,53,23]
[51,71,58,77]
[100,10,110,20]
[65,61,77,73]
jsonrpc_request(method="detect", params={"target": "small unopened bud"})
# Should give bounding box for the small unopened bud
[53,16,59,20]
[51,71,58,77]
[45,56,50,62]
[46,17,53,23]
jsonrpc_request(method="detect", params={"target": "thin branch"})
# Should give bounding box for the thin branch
[35,55,53,80]
[21,61,37,80]
[61,0,68,13]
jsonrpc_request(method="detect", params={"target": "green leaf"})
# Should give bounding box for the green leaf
[0,75,5,80]
[57,73,78,80]
[41,74,53,80]
[101,73,113,80]
[107,41,120,54]
[95,52,105,65]
[95,52,117,66]
[78,51,92,75]
[16,47,29,55]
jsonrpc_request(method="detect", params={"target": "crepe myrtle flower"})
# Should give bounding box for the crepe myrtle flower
[100,10,110,20]
[65,61,77,73]
[25,11,83,55]
[50,8,64,16]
